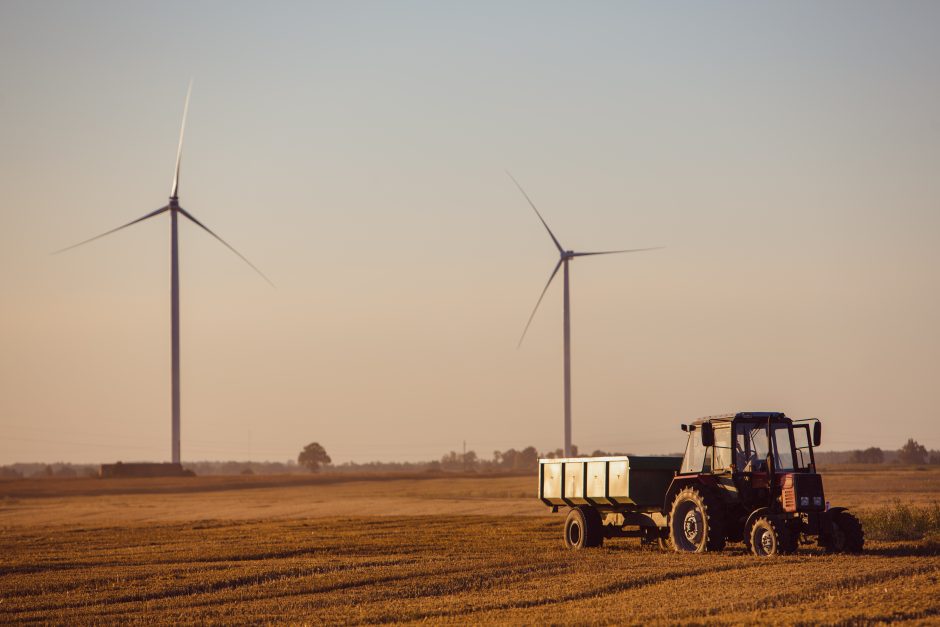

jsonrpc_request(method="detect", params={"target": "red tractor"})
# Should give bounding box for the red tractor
[664,412,863,555]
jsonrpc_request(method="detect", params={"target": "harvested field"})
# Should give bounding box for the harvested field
[1,468,939,624]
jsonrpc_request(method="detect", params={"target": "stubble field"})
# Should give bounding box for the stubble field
[1,467,939,624]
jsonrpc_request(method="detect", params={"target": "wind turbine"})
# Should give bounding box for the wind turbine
[510,172,660,458]
[55,82,273,465]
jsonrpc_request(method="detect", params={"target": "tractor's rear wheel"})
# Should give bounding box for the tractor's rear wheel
[669,487,726,552]
[820,510,864,554]
[564,506,603,549]
[749,517,796,556]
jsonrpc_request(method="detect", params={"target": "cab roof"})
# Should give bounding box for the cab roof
[689,412,789,427]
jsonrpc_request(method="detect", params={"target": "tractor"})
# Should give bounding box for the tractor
[663,412,863,555]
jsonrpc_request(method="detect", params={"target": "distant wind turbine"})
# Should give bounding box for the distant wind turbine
[55,82,273,465]
[509,172,660,458]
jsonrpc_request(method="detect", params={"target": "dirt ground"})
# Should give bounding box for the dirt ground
[1,467,938,624]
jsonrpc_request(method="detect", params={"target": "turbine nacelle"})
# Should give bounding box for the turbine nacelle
[509,171,662,349]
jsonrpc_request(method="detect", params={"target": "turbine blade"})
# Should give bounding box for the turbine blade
[518,259,563,349]
[177,207,275,287]
[170,79,193,198]
[52,206,169,254]
[506,171,564,254]
[571,246,664,257]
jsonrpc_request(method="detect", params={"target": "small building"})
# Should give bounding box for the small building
[99,462,194,478]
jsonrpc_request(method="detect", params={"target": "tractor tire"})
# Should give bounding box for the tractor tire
[749,517,797,556]
[564,506,603,549]
[669,487,726,553]
[820,510,864,554]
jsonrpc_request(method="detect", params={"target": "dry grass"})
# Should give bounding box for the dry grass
[1,468,939,624]
[861,501,940,541]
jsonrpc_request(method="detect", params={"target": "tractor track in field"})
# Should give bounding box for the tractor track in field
[126,559,577,615]
[364,561,765,624]
[3,557,434,614]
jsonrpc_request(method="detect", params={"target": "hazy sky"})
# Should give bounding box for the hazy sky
[1,1,938,464]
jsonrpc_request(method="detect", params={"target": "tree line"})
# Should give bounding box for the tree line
[846,438,940,465]
[2,437,938,478]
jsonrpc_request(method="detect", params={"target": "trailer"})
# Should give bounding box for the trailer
[539,455,681,548]
[538,412,864,556]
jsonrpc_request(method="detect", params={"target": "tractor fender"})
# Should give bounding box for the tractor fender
[662,475,719,515]
[823,506,848,525]
[744,507,772,535]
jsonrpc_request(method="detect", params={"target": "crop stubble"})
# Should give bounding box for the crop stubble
[1,471,939,624]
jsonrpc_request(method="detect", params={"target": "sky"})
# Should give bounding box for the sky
[0,1,938,465]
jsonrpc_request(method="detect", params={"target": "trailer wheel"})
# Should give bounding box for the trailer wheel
[749,517,796,556]
[669,487,725,552]
[564,506,603,549]
[820,510,864,554]
[657,528,675,552]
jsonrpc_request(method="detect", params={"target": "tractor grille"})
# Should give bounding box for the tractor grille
[782,476,797,511]
[782,473,825,512]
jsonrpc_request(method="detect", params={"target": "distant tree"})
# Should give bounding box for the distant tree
[440,451,459,470]
[518,446,538,469]
[898,439,928,465]
[298,442,332,472]
[545,445,578,459]
[463,450,478,470]
[0,466,22,479]
[850,447,885,464]
[929,450,940,465]
[498,448,518,469]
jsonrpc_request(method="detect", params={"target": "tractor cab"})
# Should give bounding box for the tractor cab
[670,412,831,547]
[679,412,821,478]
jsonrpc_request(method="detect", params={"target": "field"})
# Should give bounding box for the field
[1,467,939,624]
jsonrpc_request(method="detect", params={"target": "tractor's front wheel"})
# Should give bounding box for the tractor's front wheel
[563,506,603,549]
[749,517,796,556]
[669,487,726,552]
[820,510,864,554]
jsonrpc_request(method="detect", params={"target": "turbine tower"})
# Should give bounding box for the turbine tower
[56,82,273,465]
[510,173,660,458]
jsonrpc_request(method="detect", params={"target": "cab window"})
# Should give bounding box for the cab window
[735,422,770,472]
[681,430,710,474]
[713,426,732,470]
[793,424,814,470]
[771,426,796,471]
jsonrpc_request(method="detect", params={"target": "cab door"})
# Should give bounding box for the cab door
[712,425,737,502]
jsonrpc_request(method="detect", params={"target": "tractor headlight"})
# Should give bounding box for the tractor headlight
[800,496,810,507]
[813,496,823,507]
